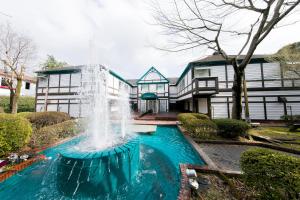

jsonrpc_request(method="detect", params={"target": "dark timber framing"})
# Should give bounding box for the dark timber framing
[35,55,300,120]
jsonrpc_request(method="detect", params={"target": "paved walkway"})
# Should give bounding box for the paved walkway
[197,144,300,172]
[131,120,177,125]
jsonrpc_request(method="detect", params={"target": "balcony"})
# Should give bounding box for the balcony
[192,77,219,95]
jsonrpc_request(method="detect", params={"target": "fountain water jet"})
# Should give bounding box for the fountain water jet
[57,65,139,198]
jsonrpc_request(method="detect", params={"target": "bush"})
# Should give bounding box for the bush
[213,119,250,138]
[29,120,80,148]
[190,113,210,120]
[21,111,71,129]
[178,113,217,139]
[241,148,300,199]
[0,96,35,113]
[178,113,197,123]
[281,114,300,122]
[0,113,32,156]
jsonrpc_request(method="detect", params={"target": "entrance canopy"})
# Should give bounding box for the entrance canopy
[141,92,158,100]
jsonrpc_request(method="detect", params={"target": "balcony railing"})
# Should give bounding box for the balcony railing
[192,77,219,95]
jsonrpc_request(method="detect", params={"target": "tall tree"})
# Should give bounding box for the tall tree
[41,55,67,70]
[152,0,300,119]
[0,23,36,113]
[268,42,300,77]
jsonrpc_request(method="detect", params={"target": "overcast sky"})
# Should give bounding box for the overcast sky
[0,0,299,79]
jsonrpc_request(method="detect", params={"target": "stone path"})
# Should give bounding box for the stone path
[197,144,299,172]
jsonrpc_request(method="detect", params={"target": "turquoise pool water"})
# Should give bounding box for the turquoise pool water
[0,126,204,200]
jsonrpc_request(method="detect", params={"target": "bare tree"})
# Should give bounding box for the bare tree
[0,23,36,113]
[152,0,300,119]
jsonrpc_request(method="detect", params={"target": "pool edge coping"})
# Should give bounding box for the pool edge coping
[177,125,218,170]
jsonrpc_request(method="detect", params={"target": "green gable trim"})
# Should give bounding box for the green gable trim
[137,81,168,85]
[36,68,81,75]
[109,70,133,87]
[137,66,169,83]
[36,65,133,87]
[141,92,158,100]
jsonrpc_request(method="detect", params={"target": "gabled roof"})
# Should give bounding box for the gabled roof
[175,54,269,85]
[167,77,178,85]
[192,54,268,64]
[35,65,133,87]
[137,66,169,84]
[126,79,138,86]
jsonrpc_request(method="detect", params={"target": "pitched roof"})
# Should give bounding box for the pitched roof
[126,77,178,86]
[137,66,169,83]
[175,54,269,85]
[36,65,133,87]
[191,54,268,64]
[126,79,138,86]
[167,77,178,85]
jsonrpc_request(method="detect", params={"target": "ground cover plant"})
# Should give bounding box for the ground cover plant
[29,119,81,148]
[249,126,300,151]
[191,173,257,200]
[241,148,300,199]
[0,113,32,156]
[18,111,71,129]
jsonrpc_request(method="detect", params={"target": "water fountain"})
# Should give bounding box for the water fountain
[57,65,139,197]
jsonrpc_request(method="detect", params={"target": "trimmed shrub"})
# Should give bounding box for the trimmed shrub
[190,113,210,120]
[178,113,196,123]
[21,111,71,129]
[281,114,300,122]
[213,118,250,138]
[0,96,35,113]
[0,113,32,156]
[178,113,217,139]
[241,148,300,199]
[281,115,300,131]
[29,120,80,148]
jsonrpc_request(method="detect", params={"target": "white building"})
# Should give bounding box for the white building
[35,55,300,120]
[0,69,36,97]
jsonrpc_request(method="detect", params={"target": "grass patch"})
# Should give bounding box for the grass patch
[249,126,300,150]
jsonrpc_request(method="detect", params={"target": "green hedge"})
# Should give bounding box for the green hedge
[29,120,81,148]
[241,148,300,199]
[213,118,250,138]
[178,113,217,139]
[0,96,35,113]
[19,111,71,129]
[0,113,32,156]
[281,114,300,121]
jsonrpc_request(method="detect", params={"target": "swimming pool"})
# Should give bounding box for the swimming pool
[0,126,204,200]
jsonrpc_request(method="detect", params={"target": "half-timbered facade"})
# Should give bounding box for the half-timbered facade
[35,54,300,120]
[35,66,132,117]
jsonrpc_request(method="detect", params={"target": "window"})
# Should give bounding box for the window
[1,78,8,86]
[194,68,210,78]
[156,84,164,93]
[141,84,148,92]
[25,82,30,90]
